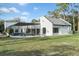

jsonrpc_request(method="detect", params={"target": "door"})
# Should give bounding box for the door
[43,27,46,34]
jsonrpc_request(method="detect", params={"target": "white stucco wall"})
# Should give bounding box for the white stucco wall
[59,26,71,35]
[53,25,71,35]
[4,21,17,29]
[40,16,53,36]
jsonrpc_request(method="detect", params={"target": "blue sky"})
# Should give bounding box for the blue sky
[0,3,57,22]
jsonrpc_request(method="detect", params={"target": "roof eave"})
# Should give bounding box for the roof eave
[53,24,71,26]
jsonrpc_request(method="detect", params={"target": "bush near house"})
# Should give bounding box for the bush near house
[0,22,4,33]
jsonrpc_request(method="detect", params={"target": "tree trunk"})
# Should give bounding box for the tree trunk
[72,15,75,34]
[77,16,79,32]
[64,14,66,20]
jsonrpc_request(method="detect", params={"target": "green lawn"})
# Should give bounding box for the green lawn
[0,34,79,56]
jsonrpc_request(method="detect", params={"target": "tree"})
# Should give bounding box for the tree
[0,20,4,33]
[56,3,79,34]
[48,3,79,34]
[69,4,79,33]
[32,19,39,23]
[56,3,69,19]
[48,10,60,18]
[70,9,79,33]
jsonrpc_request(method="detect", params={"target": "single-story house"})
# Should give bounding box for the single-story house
[4,16,71,36]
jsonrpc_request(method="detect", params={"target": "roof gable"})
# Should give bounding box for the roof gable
[45,16,71,26]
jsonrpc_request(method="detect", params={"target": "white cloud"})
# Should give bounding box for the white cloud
[21,12,30,16]
[21,16,27,19]
[20,16,29,22]
[18,3,27,6]
[11,16,29,22]
[33,7,39,10]
[0,8,10,13]
[9,7,20,13]
[0,7,20,13]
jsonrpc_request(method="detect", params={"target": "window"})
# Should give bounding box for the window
[26,29,30,33]
[15,29,19,33]
[21,29,23,33]
[53,28,59,33]
[32,29,35,35]
[43,27,46,34]
[9,29,13,34]
[37,29,40,35]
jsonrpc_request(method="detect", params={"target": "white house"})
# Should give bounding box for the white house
[40,16,71,36]
[4,16,71,36]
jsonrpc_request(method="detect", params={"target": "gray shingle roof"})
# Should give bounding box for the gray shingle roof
[11,22,40,26]
[45,16,71,26]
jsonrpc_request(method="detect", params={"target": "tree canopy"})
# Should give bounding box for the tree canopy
[48,3,79,33]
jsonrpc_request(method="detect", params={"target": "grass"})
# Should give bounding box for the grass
[0,34,79,56]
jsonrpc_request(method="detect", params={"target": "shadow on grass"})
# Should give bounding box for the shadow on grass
[47,44,78,56]
[0,44,79,56]
[0,49,45,56]
[0,37,50,46]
